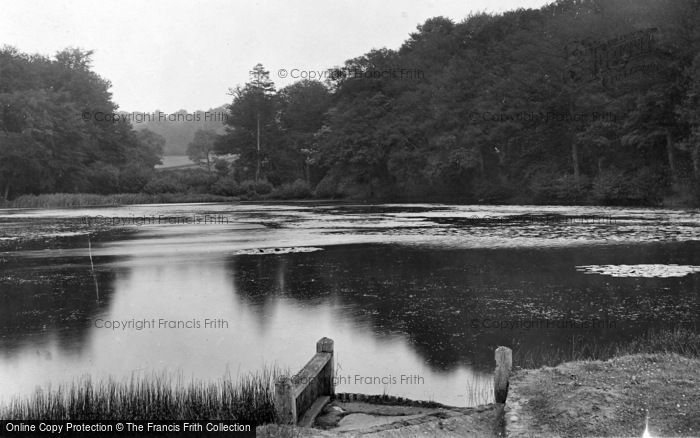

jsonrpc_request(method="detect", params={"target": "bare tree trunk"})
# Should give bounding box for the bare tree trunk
[569,98,580,187]
[255,113,261,183]
[3,182,9,202]
[478,146,485,177]
[572,140,580,186]
[666,128,676,182]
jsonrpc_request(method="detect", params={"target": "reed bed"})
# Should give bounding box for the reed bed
[2,193,237,209]
[514,327,700,369]
[0,368,280,423]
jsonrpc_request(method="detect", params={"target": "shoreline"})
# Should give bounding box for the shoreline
[2,193,699,210]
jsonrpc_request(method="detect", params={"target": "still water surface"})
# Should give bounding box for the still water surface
[1,203,699,406]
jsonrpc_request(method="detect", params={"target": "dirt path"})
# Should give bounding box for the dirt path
[506,353,700,437]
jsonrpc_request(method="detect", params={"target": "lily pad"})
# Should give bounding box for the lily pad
[576,264,700,278]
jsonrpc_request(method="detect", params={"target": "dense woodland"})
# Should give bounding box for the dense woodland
[0,48,164,198]
[2,0,700,206]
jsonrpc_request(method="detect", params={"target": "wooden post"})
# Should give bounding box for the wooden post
[494,346,512,404]
[317,337,335,396]
[275,375,296,424]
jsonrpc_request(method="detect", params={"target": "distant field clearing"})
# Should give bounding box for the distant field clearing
[156,155,198,170]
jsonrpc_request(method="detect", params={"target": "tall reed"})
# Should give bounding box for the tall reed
[0,368,281,423]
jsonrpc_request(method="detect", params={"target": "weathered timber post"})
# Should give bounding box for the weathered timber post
[494,346,512,404]
[316,337,335,397]
[275,375,296,424]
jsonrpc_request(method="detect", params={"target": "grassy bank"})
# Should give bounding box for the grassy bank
[507,328,700,436]
[0,369,279,422]
[513,327,700,370]
[2,193,240,209]
[507,354,700,437]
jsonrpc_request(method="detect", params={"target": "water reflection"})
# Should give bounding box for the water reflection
[0,245,490,406]
[233,243,700,372]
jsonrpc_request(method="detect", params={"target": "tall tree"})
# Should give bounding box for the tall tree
[278,80,331,183]
[219,64,277,182]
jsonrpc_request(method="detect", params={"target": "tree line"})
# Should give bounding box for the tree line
[3,0,700,206]
[201,0,700,205]
[0,48,164,199]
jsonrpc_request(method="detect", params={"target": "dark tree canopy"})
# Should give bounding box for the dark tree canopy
[208,0,699,204]
[4,0,700,206]
[0,47,163,198]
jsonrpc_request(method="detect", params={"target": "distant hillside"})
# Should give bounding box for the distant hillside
[131,106,228,156]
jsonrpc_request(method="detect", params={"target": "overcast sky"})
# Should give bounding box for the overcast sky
[1,0,551,113]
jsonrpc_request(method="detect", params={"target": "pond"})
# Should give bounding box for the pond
[1,203,699,406]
